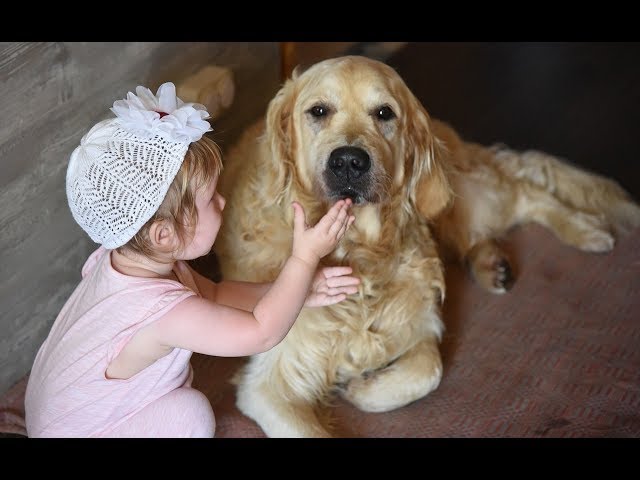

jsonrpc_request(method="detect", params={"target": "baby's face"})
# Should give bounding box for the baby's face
[180,174,225,260]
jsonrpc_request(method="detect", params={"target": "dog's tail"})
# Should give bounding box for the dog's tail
[493,147,640,237]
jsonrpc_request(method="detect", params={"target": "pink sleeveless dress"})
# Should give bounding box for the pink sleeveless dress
[25,246,212,437]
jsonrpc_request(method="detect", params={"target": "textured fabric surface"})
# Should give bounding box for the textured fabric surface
[0,377,26,436]
[2,224,639,437]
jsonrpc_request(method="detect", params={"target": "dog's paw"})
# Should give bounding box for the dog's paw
[467,241,515,294]
[489,257,515,292]
[475,258,515,294]
[569,212,615,253]
[576,228,615,252]
[339,359,442,413]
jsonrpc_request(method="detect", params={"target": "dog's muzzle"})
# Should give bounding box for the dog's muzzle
[323,146,372,204]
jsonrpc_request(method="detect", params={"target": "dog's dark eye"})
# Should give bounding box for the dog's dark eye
[376,105,396,121]
[308,104,329,118]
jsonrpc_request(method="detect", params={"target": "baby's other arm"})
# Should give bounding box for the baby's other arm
[189,267,271,312]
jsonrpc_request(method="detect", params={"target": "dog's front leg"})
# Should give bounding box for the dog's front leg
[339,335,442,413]
[236,384,331,437]
[234,356,332,438]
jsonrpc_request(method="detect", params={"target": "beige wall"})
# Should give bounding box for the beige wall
[0,42,281,395]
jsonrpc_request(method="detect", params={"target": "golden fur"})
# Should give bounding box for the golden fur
[215,56,640,437]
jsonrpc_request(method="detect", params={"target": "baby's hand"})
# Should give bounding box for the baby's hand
[291,199,355,267]
[304,266,360,307]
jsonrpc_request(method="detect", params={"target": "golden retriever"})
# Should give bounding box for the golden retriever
[215,56,640,437]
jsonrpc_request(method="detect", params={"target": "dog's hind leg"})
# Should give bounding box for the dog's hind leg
[452,184,614,293]
[434,143,634,293]
[339,336,442,413]
[513,184,616,253]
[444,184,615,294]
[495,148,640,237]
[433,166,520,294]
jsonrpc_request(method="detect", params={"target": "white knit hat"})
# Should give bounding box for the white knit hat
[66,82,212,249]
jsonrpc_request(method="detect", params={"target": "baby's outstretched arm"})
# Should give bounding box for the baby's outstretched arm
[251,199,355,335]
[152,199,355,357]
[190,201,358,310]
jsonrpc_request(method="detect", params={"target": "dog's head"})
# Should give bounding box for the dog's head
[265,55,452,220]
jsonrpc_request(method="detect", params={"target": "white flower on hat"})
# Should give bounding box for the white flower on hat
[111,82,212,144]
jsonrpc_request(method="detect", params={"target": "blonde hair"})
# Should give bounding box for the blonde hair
[118,135,223,259]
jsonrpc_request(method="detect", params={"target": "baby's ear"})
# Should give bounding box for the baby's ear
[148,220,178,250]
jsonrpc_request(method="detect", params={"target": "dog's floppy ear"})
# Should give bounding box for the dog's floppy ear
[404,92,453,220]
[264,73,299,205]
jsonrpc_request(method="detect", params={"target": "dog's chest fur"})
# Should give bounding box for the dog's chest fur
[313,212,444,376]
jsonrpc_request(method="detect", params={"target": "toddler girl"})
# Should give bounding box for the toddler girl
[24,82,357,437]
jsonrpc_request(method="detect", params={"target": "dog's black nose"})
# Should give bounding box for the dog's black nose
[328,147,371,179]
